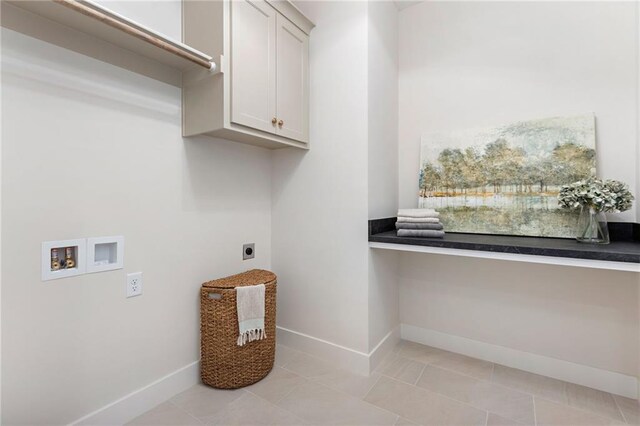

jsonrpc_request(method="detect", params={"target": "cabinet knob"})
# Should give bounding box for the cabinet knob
[278,120,284,127]
[271,117,277,125]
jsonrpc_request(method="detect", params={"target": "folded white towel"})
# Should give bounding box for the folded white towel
[236,284,266,346]
[396,217,440,223]
[397,209,439,218]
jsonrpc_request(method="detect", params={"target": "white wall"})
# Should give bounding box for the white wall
[367,0,398,221]
[273,0,402,363]
[272,0,371,354]
[1,12,271,426]
[367,1,400,352]
[0,15,3,424]
[398,1,638,217]
[94,1,181,41]
[398,1,640,378]
[400,254,639,376]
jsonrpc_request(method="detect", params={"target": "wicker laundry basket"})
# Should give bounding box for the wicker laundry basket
[200,269,277,389]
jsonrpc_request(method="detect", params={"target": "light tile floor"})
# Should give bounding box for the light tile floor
[128,341,640,426]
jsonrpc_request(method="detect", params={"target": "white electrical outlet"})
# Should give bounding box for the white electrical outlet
[126,272,143,298]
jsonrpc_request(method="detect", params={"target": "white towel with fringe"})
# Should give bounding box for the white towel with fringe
[397,208,440,218]
[236,284,266,346]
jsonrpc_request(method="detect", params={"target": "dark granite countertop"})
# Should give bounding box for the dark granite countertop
[369,218,640,264]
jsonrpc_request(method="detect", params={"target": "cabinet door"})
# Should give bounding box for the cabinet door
[275,14,309,143]
[230,0,276,133]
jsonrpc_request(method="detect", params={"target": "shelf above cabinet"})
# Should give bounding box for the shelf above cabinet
[5,0,214,73]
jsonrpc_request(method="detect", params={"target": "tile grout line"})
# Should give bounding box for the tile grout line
[399,351,496,384]
[264,368,307,405]
[361,373,385,402]
[276,403,314,426]
[534,394,625,425]
[401,342,614,418]
[279,364,317,382]
[295,341,628,426]
[211,386,310,426]
[612,393,629,424]
[244,388,310,425]
[414,359,537,399]
[168,387,213,423]
[278,343,626,425]
[563,382,628,424]
[305,376,401,420]
[172,343,623,426]
[132,399,204,425]
[386,361,538,425]
[484,410,489,426]
[414,363,595,426]
[362,371,384,398]
[381,374,494,418]
[414,352,621,425]
[282,348,392,400]
[489,365,571,406]
[428,361,495,382]
[244,386,292,407]
[273,361,402,423]
[166,391,220,425]
[379,353,428,386]
[390,349,542,419]
[274,345,303,370]
[413,363,426,386]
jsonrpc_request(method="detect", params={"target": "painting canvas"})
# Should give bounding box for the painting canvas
[418,114,596,238]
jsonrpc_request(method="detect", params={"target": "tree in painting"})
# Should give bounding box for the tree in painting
[418,115,596,237]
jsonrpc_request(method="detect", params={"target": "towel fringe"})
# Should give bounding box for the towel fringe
[237,328,267,346]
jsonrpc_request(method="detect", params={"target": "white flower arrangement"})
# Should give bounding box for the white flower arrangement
[558,178,634,213]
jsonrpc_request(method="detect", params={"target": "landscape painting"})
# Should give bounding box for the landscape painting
[418,114,596,238]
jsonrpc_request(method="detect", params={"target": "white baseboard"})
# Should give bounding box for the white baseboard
[276,325,399,375]
[65,324,634,425]
[369,327,401,372]
[71,361,200,426]
[67,326,397,426]
[276,326,370,375]
[401,324,638,399]
[70,323,634,425]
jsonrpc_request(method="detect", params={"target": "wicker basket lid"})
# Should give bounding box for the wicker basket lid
[202,269,277,289]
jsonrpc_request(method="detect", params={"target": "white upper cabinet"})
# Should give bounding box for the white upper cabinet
[230,0,276,133]
[275,14,309,143]
[183,0,314,150]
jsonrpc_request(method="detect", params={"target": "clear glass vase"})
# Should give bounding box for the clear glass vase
[576,206,610,244]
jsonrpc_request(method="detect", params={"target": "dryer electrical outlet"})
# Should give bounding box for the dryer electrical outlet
[243,243,255,260]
